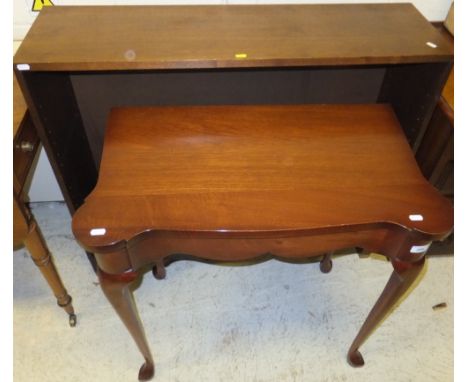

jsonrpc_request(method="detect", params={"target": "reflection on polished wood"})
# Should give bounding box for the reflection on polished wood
[72,104,453,380]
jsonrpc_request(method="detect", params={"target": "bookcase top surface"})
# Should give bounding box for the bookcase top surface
[14,4,453,71]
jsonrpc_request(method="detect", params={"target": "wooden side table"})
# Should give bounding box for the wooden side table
[14,76,76,327]
[72,104,453,380]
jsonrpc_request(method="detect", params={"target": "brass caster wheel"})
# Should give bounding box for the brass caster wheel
[69,313,77,327]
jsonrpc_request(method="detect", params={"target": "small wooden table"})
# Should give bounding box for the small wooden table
[72,104,453,380]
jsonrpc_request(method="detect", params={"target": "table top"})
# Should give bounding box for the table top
[73,104,453,249]
[14,4,453,71]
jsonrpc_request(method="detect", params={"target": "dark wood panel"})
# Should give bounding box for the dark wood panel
[15,71,98,211]
[14,4,453,71]
[378,62,452,149]
[416,101,453,186]
[13,112,40,196]
[71,67,385,164]
[433,154,453,196]
[13,75,27,137]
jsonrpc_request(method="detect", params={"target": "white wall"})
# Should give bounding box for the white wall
[14,0,453,201]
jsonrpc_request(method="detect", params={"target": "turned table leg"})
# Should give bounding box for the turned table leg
[98,269,155,381]
[24,220,76,327]
[347,256,425,366]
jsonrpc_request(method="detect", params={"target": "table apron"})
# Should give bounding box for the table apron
[93,227,407,274]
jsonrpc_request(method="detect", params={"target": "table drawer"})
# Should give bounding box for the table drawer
[14,111,40,193]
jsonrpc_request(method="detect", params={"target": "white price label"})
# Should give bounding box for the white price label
[410,243,431,254]
[17,64,30,71]
[90,228,106,236]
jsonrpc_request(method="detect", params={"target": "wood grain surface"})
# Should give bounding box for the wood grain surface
[13,194,29,248]
[14,4,453,71]
[442,69,454,110]
[13,76,27,137]
[72,104,453,251]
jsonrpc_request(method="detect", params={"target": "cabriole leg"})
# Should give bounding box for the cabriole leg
[98,268,155,381]
[347,256,425,366]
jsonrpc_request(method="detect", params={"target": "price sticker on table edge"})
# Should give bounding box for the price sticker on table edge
[410,243,431,254]
[90,228,106,236]
[409,214,424,221]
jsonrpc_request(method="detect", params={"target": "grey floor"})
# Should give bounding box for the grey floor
[14,202,453,382]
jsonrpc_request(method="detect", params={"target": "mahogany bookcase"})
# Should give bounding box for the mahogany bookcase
[14,4,453,216]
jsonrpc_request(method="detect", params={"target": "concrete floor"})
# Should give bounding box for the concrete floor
[14,202,453,382]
